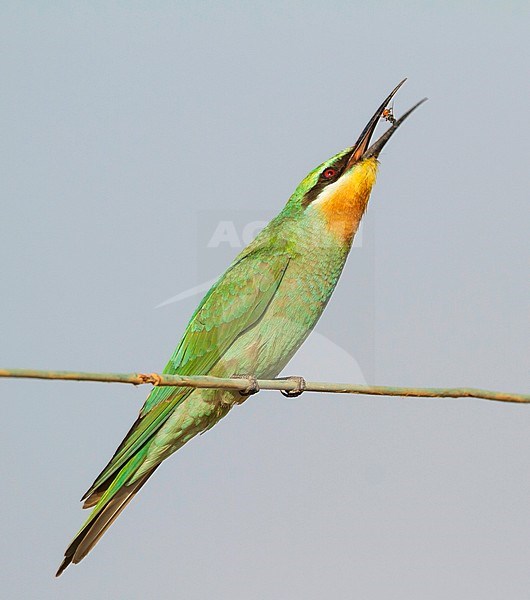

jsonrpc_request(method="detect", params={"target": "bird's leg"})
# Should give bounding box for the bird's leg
[277,376,307,398]
[232,374,260,397]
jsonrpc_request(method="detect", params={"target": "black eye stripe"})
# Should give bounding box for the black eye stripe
[320,153,350,182]
[301,153,352,207]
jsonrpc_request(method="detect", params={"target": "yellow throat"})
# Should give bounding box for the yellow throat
[313,157,378,243]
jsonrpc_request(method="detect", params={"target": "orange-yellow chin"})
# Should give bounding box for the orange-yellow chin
[314,157,378,244]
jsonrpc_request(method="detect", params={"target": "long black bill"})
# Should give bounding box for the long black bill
[346,79,407,166]
[345,79,426,168]
[361,97,428,160]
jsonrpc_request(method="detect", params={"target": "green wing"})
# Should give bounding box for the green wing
[84,248,290,497]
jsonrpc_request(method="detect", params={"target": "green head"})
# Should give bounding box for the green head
[282,81,426,243]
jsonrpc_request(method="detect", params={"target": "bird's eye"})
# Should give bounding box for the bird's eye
[322,167,337,180]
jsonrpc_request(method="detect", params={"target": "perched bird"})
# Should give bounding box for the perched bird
[56,80,425,576]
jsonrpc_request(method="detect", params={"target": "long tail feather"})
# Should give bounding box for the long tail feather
[56,460,157,577]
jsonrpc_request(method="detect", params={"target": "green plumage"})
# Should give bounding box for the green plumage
[57,155,353,575]
[57,81,422,574]
[56,149,360,576]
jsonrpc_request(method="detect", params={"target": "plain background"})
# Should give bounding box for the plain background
[1,2,529,598]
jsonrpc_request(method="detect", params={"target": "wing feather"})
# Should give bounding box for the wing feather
[83,248,291,499]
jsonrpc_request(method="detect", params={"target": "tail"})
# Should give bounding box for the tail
[56,455,157,577]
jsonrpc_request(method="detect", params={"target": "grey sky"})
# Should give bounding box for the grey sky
[1,2,529,598]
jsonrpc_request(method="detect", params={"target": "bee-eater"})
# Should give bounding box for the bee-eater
[56,80,425,575]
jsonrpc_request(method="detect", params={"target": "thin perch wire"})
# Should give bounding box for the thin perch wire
[0,368,528,404]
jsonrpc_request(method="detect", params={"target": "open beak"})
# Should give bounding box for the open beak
[346,79,427,168]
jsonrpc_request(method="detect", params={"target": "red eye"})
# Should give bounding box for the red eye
[323,168,336,180]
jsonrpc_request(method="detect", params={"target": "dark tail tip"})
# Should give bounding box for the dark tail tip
[55,556,71,577]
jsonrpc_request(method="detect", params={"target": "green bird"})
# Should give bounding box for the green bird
[56,80,425,576]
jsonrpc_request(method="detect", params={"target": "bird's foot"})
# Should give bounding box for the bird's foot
[232,374,260,397]
[278,376,307,398]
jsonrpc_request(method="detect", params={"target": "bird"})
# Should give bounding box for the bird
[56,80,426,576]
